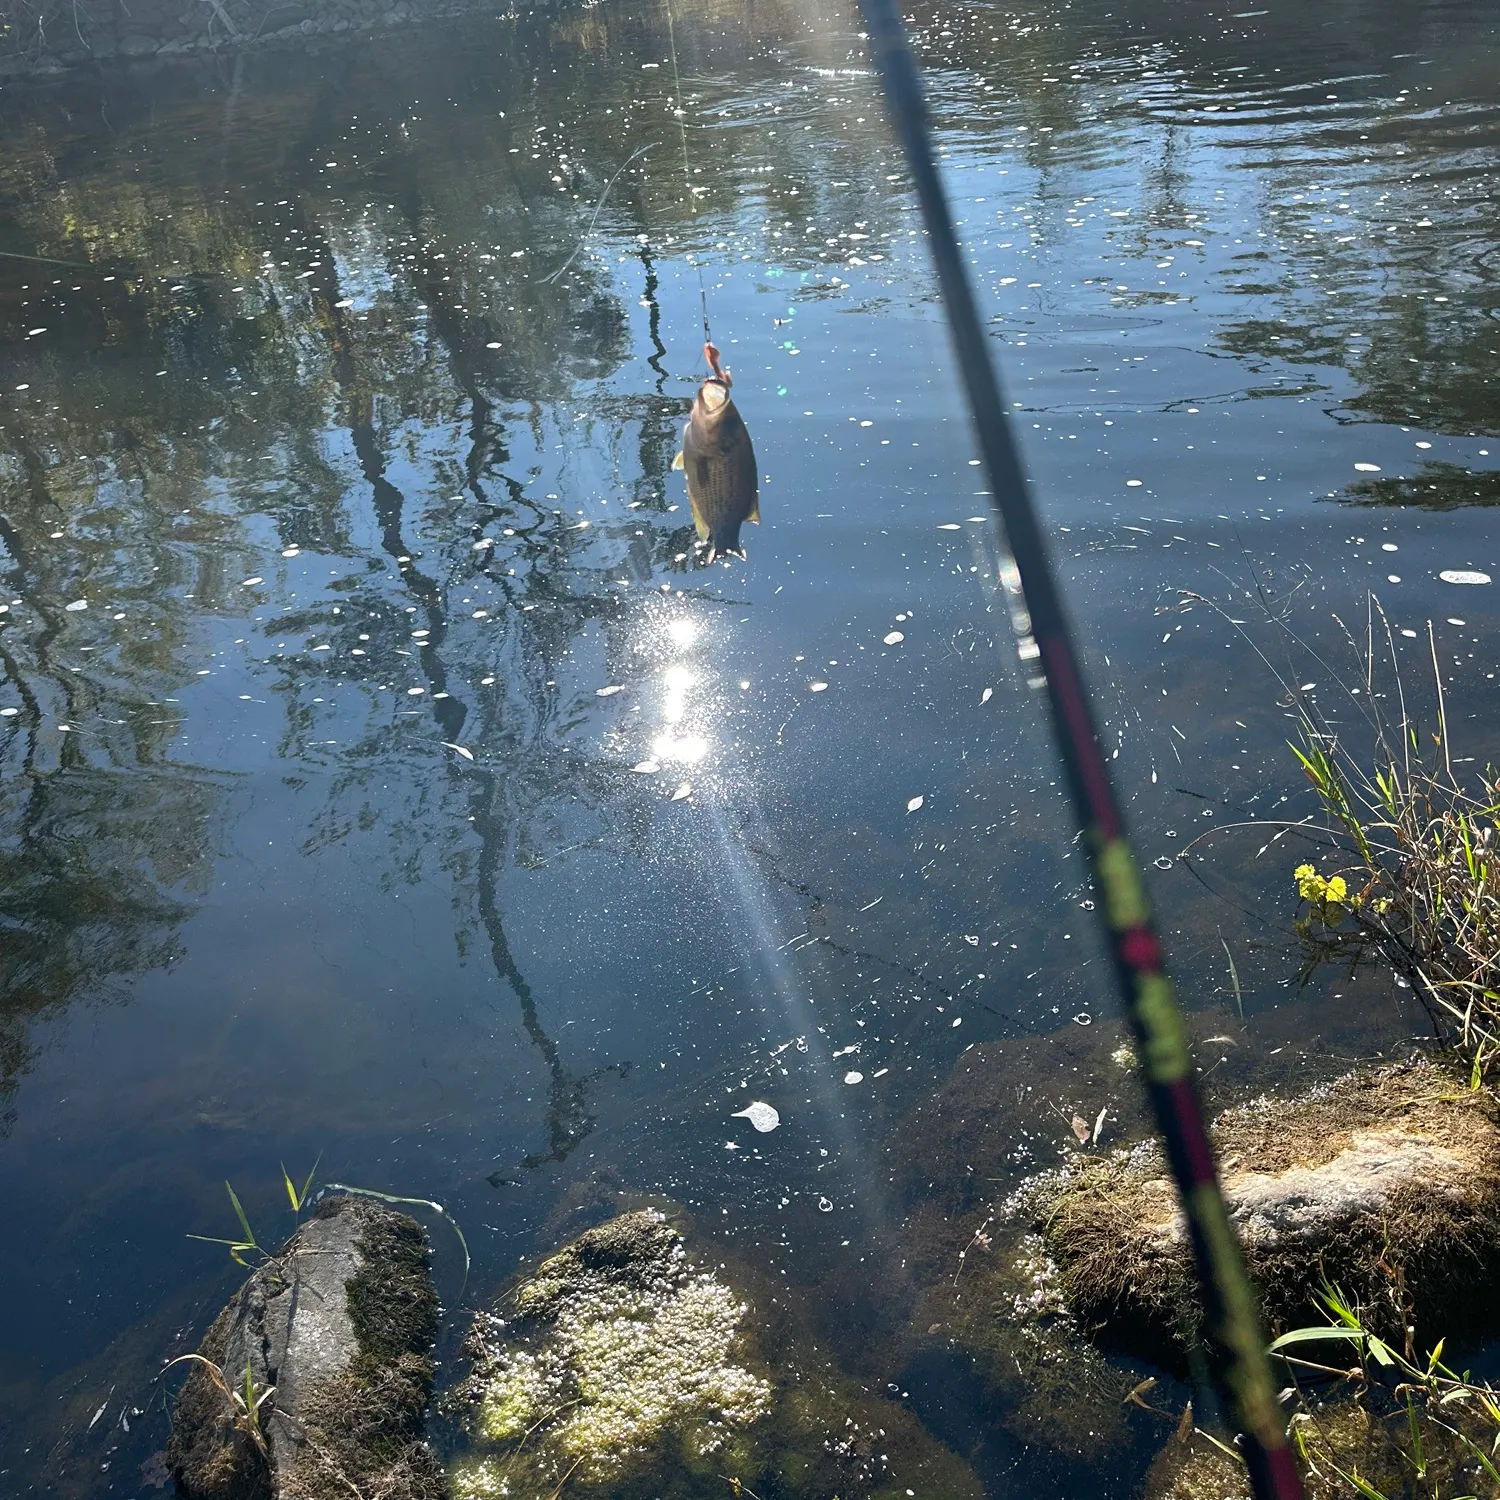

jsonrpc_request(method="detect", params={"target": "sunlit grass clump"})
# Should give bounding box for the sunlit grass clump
[1290,720,1500,1073]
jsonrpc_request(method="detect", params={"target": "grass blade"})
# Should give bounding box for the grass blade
[225,1182,257,1250]
[325,1183,470,1294]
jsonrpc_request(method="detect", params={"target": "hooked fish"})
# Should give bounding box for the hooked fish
[672,343,759,563]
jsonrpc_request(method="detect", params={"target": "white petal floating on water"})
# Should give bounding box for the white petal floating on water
[980,687,994,705]
[65,599,87,611]
[596,684,624,697]
[907,795,925,812]
[0,708,17,717]
[731,1101,781,1133]
[242,577,264,587]
[281,547,300,558]
[936,523,963,530]
[671,782,692,801]
[884,631,904,645]
[1125,479,1143,488]
[1093,1106,1108,1145]
[407,687,424,696]
[843,1071,864,1085]
[809,681,829,692]
[1440,570,1492,585]
[1354,462,1382,473]
[441,742,475,761]
[631,760,660,774]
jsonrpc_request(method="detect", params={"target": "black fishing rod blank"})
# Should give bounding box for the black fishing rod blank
[856,4,1304,1497]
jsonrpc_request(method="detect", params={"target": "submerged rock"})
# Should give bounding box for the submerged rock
[452,1208,982,1500]
[167,1194,442,1500]
[1043,1059,1500,1357]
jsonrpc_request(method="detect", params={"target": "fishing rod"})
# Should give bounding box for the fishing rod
[856,4,1303,1497]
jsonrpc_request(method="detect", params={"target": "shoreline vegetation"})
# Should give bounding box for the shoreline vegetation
[1091,589,1500,1499]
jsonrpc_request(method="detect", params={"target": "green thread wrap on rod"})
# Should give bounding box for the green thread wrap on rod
[856,4,1303,1496]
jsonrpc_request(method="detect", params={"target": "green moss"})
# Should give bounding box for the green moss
[454,1210,984,1500]
[477,1357,542,1443]
[341,1196,441,1364]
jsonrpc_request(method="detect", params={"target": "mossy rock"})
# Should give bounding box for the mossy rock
[167,1194,442,1500]
[1043,1059,1500,1362]
[451,1209,982,1500]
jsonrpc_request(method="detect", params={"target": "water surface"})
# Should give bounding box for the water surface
[1,0,1498,1493]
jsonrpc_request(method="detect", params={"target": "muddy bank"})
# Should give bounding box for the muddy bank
[1043,1059,1500,1360]
[167,1194,442,1500]
[451,1207,983,1500]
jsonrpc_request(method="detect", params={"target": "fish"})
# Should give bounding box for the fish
[672,342,759,563]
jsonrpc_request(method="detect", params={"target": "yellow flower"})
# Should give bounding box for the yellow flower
[1324,875,1348,903]
[1293,864,1315,882]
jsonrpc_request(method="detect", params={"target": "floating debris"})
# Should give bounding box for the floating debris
[671,783,692,801]
[907,795,925,812]
[810,681,828,692]
[1440,570,1492,585]
[981,687,994,704]
[843,1071,864,1085]
[884,631,904,645]
[65,599,88,612]
[441,743,475,761]
[596,685,624,697]
[631,760,660,774]
[731,1101,781,1133]
[1071,1113,1091,1144]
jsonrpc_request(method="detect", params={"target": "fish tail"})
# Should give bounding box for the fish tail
[702,537,747,565]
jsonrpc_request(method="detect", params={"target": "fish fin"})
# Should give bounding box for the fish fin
[691,503,710,542]
[671,450,685,472]
[748,495,760,525]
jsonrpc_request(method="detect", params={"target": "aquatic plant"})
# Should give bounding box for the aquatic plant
[186,1180,270,1269]
[452,1209,984,1500]
[1286,673,1500,1073]
[162,1352,275,1460]
[1264,1288,1500,1499]
[1180,588,1500,1074]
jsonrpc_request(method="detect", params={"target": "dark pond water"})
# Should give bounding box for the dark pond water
[2,0,1498,1493]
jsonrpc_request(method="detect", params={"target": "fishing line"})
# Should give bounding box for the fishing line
[662,0,712,349]
[857,3,1304,1497]
[540,143,656,286]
